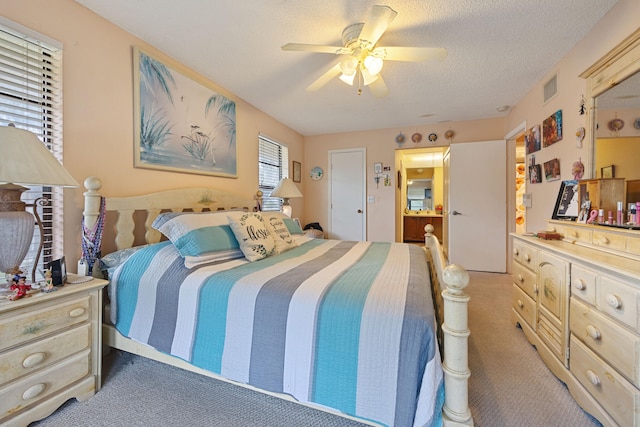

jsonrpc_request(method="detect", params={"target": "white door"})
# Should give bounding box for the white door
[448,140,506,272]
[329,148,366,241]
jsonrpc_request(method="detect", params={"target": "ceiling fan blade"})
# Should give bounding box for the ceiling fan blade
[307,62,342,91]
[281,43,345,54]
[376,46,447,62]
[369,74,388,98]
[358,5,397,48]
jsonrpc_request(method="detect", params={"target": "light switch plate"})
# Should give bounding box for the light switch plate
[368,195,375,203]
[523,193,532,208]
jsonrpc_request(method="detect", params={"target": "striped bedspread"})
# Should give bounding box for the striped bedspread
[109,238,444,427]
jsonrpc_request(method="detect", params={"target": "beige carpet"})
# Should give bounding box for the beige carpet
[467,271,601,426]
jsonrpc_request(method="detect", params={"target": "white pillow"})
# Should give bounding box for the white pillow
[227,212,276,261]
[261,212,298,254]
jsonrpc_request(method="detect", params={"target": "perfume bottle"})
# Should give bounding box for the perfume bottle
[598,209,604,223]
[617,202,624,225]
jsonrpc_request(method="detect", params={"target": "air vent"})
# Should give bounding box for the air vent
[543,73,558,103]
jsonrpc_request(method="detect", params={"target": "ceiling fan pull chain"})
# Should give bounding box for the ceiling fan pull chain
[357,69,363,95]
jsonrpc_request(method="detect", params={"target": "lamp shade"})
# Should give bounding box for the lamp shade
[271,177,303,199]
[0,126,79,188]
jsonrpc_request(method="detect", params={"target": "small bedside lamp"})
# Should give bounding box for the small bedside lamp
[0,125,79,282]
[270,177,302,217]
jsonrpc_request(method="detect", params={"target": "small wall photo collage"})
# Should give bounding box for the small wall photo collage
[526,109,563,184]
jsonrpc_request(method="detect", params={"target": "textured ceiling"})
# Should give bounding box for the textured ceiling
[75,0,618,136]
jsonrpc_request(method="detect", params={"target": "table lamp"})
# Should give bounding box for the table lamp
[270,177,302,217]
[0,125,79,282]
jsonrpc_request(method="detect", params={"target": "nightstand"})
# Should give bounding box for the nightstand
[0,276,107,426]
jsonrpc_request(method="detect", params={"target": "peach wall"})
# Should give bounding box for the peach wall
[504,0,640,232]
[304,118,504,242]
[1,0,304,267]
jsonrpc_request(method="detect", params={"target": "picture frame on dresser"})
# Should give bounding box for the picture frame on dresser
[551,180,579,220]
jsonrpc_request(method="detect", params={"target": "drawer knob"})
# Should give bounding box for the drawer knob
[69,307,86,318]
[517,299,524,309]
[518,273,524,283]
[513,248,520,256]
[524,254,531,262]
[585,370,600,386]
[533,284,539,294]
[22,352,46,368]
[586,325,601,340]
[605,293,622,309]
[573,279,586,291]
[570,231,578,238]
[22,383,46,400]
[599,236,610,245]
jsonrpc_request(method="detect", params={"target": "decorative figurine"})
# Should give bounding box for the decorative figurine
[9,274,32,300]
[41,268,57,293]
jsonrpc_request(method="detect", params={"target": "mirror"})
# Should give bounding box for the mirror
[407,177,432,211]
[583,28,640,204]
[594,71,640,184]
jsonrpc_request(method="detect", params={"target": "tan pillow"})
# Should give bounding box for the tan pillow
[262,212,298,254]
[227,212,275,261]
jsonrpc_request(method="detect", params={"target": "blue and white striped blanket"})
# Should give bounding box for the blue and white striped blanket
[109,238,443,427]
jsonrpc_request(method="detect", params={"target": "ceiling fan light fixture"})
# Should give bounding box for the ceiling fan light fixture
[339,72,356,86]
[361,67,379,86]
[339,55,358,75]
[364,55,383,75]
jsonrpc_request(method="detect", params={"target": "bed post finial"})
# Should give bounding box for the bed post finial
[83,176,103,229]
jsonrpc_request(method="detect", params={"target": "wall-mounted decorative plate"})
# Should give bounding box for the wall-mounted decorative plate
[634,117,640,130]
[411,132,422,143]
[428,133,438,142]
[608,118,624,132]
[310,166,323,181]
[395,133,406,144]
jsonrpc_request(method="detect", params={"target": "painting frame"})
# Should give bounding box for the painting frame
[292,161,301,183]
[133,47,238,178]
[542,110,563,147]
[601,165,615,179]
[552,180,580,221]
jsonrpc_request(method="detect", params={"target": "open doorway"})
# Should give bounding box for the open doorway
[506,123,527,274]
[395,147,446,244]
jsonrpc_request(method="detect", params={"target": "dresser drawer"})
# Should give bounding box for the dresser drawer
[598,276,639,332]
[513,239,536,270]
[563,226,593,245]
[512,262,537,300]
[570,336,640,427]
[0,349,90,418]
[512,283,536,330]
[0,295,90,351]
[592,230,626,251]
[0,323,90,385]
[570,264,597,305]
[570,298,640,388]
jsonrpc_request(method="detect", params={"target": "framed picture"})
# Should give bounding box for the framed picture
[543,158,561,181]
[525,125,541,154]
[529,164,542,184]
[292,161,301,182]
[542,110,563,147]
[374,162,383,174]
[601,165,615,179]
[133,47,237,178]
[552,180,580,220]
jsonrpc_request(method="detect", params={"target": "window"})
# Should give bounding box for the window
[258,135,288,211]
[0,21,63,279]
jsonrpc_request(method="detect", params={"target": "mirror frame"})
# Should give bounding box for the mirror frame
[580,27,640,179]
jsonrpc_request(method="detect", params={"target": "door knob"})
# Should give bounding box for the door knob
[451,210,461,215]
[357,209,363,213]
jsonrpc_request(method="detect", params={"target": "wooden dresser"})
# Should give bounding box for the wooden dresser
[512,221,640,426]
[0,277,107,426]
[404,215,443,242]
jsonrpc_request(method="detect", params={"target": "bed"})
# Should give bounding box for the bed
[82,176,472,427]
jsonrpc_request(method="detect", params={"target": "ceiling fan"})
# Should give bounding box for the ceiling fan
[281,5,447,97]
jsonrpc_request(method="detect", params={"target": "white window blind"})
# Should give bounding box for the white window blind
[0,22,63,279]
[258,135,288,211]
